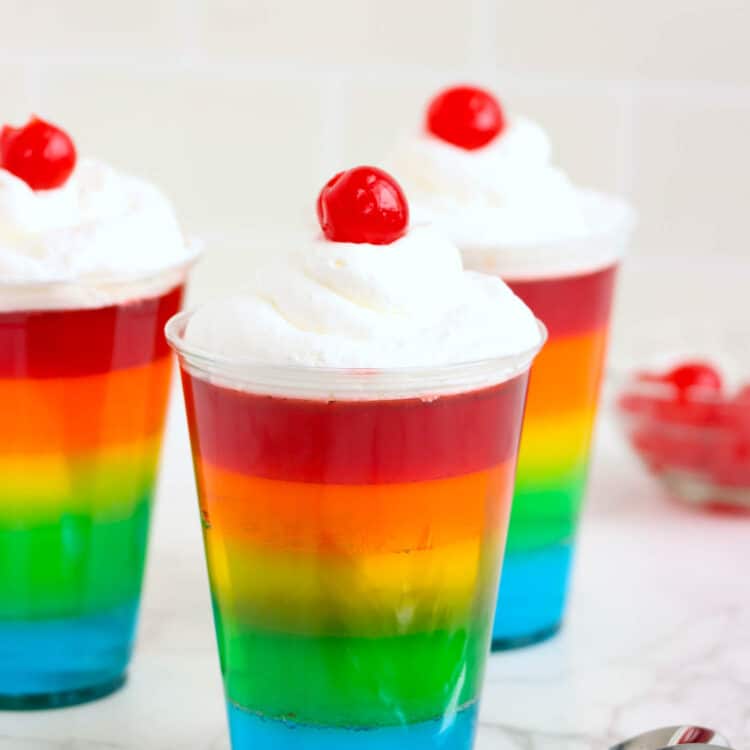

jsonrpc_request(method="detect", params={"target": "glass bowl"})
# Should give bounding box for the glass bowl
[613,366,750,513]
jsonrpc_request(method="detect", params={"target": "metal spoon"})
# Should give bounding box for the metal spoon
[668,727,732,746]
[611,726,733,750]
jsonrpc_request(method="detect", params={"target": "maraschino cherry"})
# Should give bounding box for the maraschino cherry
[0,116,77,190]
[664,361,723,395]
[426,85,505,150]
[624,361,723,427]
[317,166,409,245]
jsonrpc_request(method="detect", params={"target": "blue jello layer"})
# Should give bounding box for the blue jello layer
[0,601,137,709]
[491,543,573,650]
[227,701,478,750]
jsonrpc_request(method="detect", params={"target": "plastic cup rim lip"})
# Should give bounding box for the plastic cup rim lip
[0,249,200,291]
[165,307,547,389]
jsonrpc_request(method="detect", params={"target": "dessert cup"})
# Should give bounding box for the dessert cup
[387,83,635,650]
[0,266,189,708]
[463,221,631,649]
[168,310,544,750]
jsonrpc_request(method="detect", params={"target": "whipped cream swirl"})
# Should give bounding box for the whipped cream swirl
[0,158,193,308]
[183,225,542,371]
[389,116,633,276]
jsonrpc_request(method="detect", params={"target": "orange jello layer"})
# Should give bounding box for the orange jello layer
[196,460,514,556]
[0,357,173,453]
[523,328,609,418]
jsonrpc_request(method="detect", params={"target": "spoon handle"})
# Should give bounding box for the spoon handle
[611,726,733,750]
[668,727,726,745]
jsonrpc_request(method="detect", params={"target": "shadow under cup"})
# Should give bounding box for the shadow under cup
[167,313,543,750]
[0,270,186,709]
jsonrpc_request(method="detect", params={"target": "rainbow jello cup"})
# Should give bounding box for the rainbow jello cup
[168,323,541,749]
[479,246,627,648]
[167,165,545,749]
[0,273,187,708]
[389,86,635,648]
[0,117,193,707]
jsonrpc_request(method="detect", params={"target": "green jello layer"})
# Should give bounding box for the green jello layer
[215,609,490,728]
[0,497,152,620]
[506,465,588,552]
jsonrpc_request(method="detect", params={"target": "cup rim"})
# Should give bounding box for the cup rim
[165,308,547,400]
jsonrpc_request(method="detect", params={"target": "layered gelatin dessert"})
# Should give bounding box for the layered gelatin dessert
[391,86,634,648]
[0,117,194,707]
[168,166,544,749]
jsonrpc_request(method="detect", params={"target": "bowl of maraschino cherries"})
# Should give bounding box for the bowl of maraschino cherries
[616,359,750,513]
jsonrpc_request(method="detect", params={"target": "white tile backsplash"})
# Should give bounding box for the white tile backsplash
[631,93,750,258]
[490,0,750,85]
[0,0,193,60]
[194,0,477,68]
[2,0,750,293]
[31,65,327,235]
[0,66,34,123]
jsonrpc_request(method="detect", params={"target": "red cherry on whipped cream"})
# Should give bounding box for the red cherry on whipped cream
[426,85,505,150]
[0,116,77,190]
[316,166,409,245]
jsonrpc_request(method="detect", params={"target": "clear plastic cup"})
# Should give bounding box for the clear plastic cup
[462,200,634,649]
[0,264,191,708]
[167,310,544,750]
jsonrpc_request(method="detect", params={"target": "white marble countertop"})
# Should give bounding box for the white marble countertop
[1,384,749,750]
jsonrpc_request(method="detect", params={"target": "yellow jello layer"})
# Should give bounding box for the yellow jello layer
[0,437,162,519]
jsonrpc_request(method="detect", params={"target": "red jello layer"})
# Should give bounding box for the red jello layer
[507,264,617,339]
[182,372,529,485]
[0,285,183,378]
